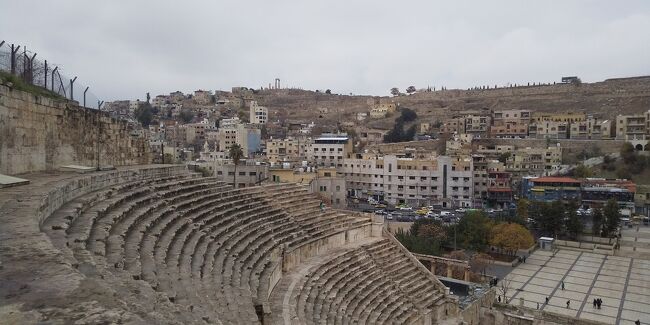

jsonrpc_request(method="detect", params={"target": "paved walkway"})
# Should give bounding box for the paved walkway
[504,249,650,325]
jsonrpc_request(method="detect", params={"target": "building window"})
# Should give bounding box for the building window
[335,185,340,191]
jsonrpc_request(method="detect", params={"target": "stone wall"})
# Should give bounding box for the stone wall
[0,84,151,175]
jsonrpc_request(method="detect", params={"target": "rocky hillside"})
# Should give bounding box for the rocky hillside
[252,76,650,130]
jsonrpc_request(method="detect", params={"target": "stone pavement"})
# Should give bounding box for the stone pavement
[504,249,650,325]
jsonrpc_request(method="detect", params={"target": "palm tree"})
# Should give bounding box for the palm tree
[229,144,244,188]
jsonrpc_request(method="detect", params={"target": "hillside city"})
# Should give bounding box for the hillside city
[1,3,650,324]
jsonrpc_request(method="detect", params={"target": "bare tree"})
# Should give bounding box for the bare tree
[499,276,513,303]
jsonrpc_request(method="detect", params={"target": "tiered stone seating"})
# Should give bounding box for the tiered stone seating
[290,239,448,324]
[41,172,380,324]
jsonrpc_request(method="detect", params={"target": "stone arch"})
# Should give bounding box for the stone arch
[636,144,643,151]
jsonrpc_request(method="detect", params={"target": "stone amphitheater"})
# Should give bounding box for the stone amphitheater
[0,165,460,324]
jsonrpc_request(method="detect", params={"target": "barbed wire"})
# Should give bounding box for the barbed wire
[0,41,102,109]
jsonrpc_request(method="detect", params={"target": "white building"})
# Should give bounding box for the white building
[308,133,353,168]
[341,153,475,208]
[249,101,268,124]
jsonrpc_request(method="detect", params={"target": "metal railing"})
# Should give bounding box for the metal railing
[0,41,103,109]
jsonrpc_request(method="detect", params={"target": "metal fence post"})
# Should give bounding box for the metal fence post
[44,60,48,89]
[83,86,89,107]
[51,67,58,92]
[10,44,20,75]
[69,76,77,100]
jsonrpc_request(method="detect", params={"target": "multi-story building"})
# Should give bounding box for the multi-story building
[505,145,562,176]
[489,121,529,138]
[464,115,491,138]
[616,111,650,140]
[439,117,466,135]
[151,95,169,109]
[310,168,347,209]
[193,90,213,105]
[486,164,513,209]
[569,117,614,139]
[356,127,387,145]
[529,121,569,139]
[265,137,311,164]
[532,112,586,123]
[217,122,262,157]
[368,99,397,118]
[522,177,582,202]
[492,109,531,125]
[471,155,489,208]
[129,99,142,112]
[212,161,268,188]
[249,101,268,124]
[341,153,475,208]
[309,133,353,168]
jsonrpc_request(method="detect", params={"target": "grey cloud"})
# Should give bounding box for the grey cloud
[1,0,649,101]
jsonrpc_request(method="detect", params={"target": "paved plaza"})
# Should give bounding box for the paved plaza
[504,249,650,325]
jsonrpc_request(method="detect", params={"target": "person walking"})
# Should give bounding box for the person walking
[545,297,549,305]
[597,298,602,309]
[566,300,570,309]
[593,299,597,308]
[635,319,640,325]
[536,302,540,310]
[561,281,565,290]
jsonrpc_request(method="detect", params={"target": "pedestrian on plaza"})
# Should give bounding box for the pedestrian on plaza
[561,281,565,290]
[545,297,549,304]
[593,299,597,308]
[537,302,539,310]
[523,255,527,263]
[635,319,640,325]
[597,299,602,309]
[566,300,570,309]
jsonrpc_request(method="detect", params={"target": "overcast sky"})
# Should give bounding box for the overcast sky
[1,0,649,101]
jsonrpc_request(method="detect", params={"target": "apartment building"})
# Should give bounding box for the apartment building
[249,101,268,124]
[309,133,353,167]
[505,145,562,176]
[341,153,475,208]
[265,137,311,164]
[464,115,491,138]
[492,109,531,125]
[489,121,529,138]
[532,112,586,123]
[439,117,466,135]
[217,122,261,157]
[529,121,569,139]
[569,117,614,140]
[616,111,650,140]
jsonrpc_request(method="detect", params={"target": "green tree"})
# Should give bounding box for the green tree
[497,152,511,164]
[179,109,195,123]
[406,85,416,94]
[516,198,529,223]
[572,164,592,178]
[565,200,583,240]
[603,198,621,237]
[325,89,331,94]
[390,87,400,96]
[490,223,534,255]
[134,104,153,127]
[592,207,603,237]
[453,211,493,251]
[229,144,244,188]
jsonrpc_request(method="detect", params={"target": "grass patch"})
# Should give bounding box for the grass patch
[0,70,65,100]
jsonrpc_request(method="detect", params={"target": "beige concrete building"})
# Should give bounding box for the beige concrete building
[616,110,650,140]
[492,109,531,125]
[193,90,213,105]
[489,121,529,138]
[569,117,614,139]
[463,115,491,138]
[532,111,586,123]
[505,145,562,176]
[369,102,397,118]
[341,153,475,208]
[529,120,569,139]
[309,133,353,168]
[265,137,311,164]
[249,101,268,124]
[217,122,262,157]
[439,117,465,135]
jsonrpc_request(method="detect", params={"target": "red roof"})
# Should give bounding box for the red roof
[532,177,580,184]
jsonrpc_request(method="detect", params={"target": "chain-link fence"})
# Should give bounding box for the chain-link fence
[0,41,102,109]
